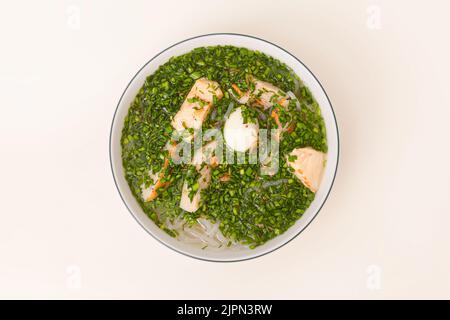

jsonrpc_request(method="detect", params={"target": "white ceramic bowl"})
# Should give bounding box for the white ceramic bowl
[110,33,339,262]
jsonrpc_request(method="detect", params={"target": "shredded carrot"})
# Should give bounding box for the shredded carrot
[210,156,219,168]
[254,98,263,106]
[146,179,169,201]
[271,109,276,118]
[145,158,171,201]
[278,97,286,106]
[286,122,296,133]
[232,84,243,96]
[271,108,282,128]
[219,173,231,182]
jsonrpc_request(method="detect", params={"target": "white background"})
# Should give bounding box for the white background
[1,0,449,299]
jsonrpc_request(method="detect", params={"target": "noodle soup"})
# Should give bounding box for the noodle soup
[121,45,328,250]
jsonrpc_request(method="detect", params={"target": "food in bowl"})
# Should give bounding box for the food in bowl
[121,45,327,250]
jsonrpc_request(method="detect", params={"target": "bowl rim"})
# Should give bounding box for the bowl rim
[109,33,340,262]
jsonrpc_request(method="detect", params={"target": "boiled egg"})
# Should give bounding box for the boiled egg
[223,107,259,152]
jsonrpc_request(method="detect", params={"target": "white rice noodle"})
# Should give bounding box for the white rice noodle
[293,78,300,95]
[262,179,288,188]
[164,216,237,249]
[228,89,249,105]
[287,91,301,111]
[165,217,184,230]
[224,101,235,120]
